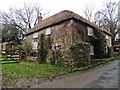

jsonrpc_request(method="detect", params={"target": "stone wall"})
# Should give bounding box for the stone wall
[72,19,90,43]
[45,19,91,67]
[26,19,91,67]
[63,41,90,67]
[46,41,90,67]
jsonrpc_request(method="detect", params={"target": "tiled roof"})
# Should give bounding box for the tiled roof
[26,10,111,36]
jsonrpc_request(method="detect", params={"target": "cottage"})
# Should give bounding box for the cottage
[25,10,112,67]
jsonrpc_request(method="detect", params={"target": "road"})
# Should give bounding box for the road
[32,60,119,88]
[0,65,2,89]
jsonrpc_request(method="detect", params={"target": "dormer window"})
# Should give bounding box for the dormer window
[45,28,51,35]
[33,32,38,38]
[87,26,93,36]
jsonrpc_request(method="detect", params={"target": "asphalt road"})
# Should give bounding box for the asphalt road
[0,66,2,89]
[32,60,119,88]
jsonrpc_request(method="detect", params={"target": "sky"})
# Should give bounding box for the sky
[0,0,119,17]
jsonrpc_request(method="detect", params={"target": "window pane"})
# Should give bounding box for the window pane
[33,32,38,38]
[106,35,109,40]
[53,42,61,50]
[32,42,38,50]
[45,28,51,35]
[90,45,94,55]
[87,26,93,36]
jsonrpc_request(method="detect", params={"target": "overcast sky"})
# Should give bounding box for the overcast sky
[0,0,119,17]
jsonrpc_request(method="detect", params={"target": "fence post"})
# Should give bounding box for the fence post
[19,50,21,62]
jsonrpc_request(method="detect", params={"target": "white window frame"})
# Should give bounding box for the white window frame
[106,35,109,40]
[87,26,93,36]
[45,28,51,35]
[53,42,62,50]
[33,32,38,38]
[90,45,94,55]
[32,41,38,50]
[0,44,2,50]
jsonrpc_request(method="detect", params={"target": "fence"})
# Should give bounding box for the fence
[0,50,27,62]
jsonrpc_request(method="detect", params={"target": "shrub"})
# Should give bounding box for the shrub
[90,29,107,58]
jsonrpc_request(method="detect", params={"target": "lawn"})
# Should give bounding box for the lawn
[2,60,80,87]
[1,55,120,87]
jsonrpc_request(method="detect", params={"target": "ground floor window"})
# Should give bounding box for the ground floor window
[90,45,94,55]
[32,41,38,50]
[106,46,108,53]
[53,42,62,50]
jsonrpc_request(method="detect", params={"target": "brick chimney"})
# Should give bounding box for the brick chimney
[38,13,42,24]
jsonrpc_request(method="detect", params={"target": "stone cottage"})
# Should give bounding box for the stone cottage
[25,10,112,67]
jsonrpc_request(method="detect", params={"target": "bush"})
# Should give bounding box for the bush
[91,29,107,58]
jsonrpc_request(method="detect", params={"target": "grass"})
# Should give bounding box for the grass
[1,55,120,87]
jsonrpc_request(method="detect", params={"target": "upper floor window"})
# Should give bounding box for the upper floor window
[33,32,38,38]
[45,28,51,35]
[106,35,109,40]
[87,26,93,36]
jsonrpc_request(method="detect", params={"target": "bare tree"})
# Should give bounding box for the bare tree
[0,2,49,40]
[94,1,119,46]
[83,4,95,22]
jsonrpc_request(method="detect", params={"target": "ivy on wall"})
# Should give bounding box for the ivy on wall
[69,41,90,67]
[90,29,107,58]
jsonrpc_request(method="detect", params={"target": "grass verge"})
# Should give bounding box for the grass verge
[2,55,120,87]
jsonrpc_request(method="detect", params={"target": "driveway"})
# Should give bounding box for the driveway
[32,60,119,88]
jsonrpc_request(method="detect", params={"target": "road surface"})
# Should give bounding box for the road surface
[32,60,119,88]
[0,66,2,89]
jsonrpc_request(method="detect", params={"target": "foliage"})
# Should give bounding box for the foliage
[2,24,20,43]
[0,2,49,41]
[51,50,63,66]
[69,41,90,67]
[114,40,120,45]
[94,1,119,46]
[49,41,90,67]
[38,34,49,63]
[21,40,31,56]
[46,36,52,49]
[90,29,106,58]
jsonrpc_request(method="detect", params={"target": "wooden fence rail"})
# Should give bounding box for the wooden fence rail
[1,50,20,62]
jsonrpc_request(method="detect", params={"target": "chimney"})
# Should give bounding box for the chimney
[38,13,42,24]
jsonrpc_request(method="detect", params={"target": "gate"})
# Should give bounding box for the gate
[0,49,21,64]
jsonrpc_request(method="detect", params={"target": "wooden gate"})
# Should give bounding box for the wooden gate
[0,50,21,64]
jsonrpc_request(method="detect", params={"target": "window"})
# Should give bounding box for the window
[70,19,74,24]
[106,46,108,53]
[106,35,109,40]
[90,45,94,55]
[0,44,2,50]
[53,42,61,50]
[45,28,51,35]
[32,41,38,50]
[33,32,38,38]
[87,26,93,36]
